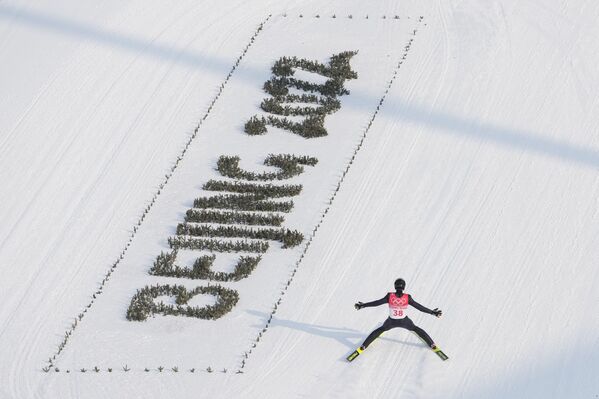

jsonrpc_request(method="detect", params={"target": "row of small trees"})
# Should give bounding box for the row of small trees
[126,50,360,327]
[176,224,304,248]
[185,209,284,226]
[203,179,302,197]
[127,153,315,321]
[126,284,239,322]
[244,51,358,137]
[260,96,340,116]
[149,251,262,282]
[46,14,276,372]
[270,52,358,82]
[217,154,318,180]
[167,236,270,253]
[193,194,294,213]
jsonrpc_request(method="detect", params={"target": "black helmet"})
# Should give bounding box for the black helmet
[394,278,406,291]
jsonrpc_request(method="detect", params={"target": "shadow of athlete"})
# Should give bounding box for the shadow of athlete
[355,278,442,352]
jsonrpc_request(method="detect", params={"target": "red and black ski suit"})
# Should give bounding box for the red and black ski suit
[359,292,436,349]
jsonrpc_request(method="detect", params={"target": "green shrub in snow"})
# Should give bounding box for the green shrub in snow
[185,209,284,226]
[244,116,267,135]
[126,284,239,321]
[260,96,340,116]
[149,250,262,281]
[167,236,269,253]
[245,51,358,138]
[216,154,318,181]
[203,179,302,197]
[177,224,304,248]
[193,194,294,213]
[265,114,328,138]
[270,52,358,81]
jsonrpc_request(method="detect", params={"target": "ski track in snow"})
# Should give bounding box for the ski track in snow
[2,1,599,398]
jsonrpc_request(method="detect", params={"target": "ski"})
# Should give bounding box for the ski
[346,347,364,362]
[348,344,447,362]
[432,346,449,361]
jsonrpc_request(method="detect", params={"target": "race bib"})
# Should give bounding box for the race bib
[388,293,408,319]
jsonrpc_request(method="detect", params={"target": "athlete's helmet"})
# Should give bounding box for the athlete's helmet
[394,278,406,291]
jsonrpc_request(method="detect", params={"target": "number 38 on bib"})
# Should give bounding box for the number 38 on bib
[388,293,408,319]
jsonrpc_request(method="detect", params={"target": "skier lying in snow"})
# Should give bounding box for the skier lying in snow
[354,278,442,352]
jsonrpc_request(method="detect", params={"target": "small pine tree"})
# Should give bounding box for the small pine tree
[244,116,267,135]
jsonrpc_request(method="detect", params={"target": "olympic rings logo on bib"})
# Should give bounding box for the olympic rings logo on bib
[388,293,408,319]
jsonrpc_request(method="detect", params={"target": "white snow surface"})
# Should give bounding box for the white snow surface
[1,1,599,398]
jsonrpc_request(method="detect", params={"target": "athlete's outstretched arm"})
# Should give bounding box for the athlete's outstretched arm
[409,295,442,317]
[355,293,390,310]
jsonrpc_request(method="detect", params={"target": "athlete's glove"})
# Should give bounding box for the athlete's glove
[431,308,443,318]
[354,302,364,310]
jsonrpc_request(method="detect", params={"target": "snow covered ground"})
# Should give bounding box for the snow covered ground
[1,1,599,398]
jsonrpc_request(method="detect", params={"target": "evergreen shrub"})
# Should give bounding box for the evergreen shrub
[126,284,239,321]
[149,250,262,281]
[185,209,284,226]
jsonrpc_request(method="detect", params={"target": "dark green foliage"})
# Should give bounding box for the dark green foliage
[264,76,350,97]
[177,224,304,248]
[126,284,239,321]
[327,51,359,80]
[193,194,293,213]
[270,57,294,76]
[281,229,304,248]
[185,209,284,226]
[270,52,358,80]
[265,114,328,138]
[168,236,269,253]
[192,255,260,281]
[260,96,340,116]
[265,153,318,167]
[149,250,177,273]
[246,115,329,139]
[246,51,358,138]
[149,250,262,282]
[244,116,267,135]
[217,154,318,181]
[203,180,302,197]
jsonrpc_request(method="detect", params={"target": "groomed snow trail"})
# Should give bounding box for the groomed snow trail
[1,1,599,398]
